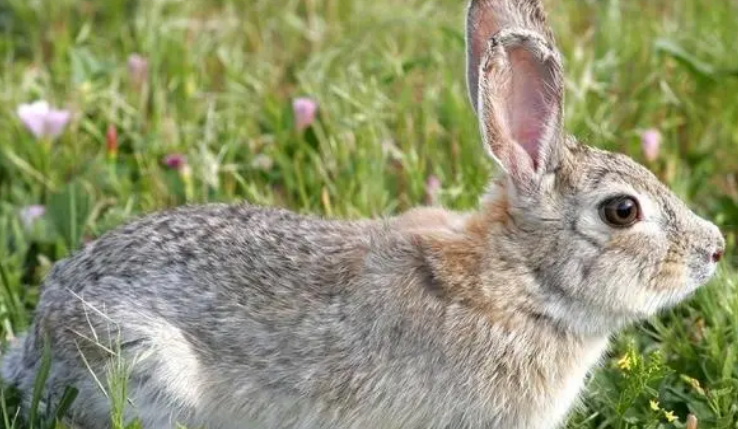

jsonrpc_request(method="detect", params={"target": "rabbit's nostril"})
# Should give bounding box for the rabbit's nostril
[712,250,723,263]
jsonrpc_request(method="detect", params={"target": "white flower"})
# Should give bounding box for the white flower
[19,205,45,228]
[17,100,71,140]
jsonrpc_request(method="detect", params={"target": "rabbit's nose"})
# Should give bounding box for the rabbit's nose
[709,229,725,263]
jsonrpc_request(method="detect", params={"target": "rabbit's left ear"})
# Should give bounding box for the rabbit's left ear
[466,0,566,191]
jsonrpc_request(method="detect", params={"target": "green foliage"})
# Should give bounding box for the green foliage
[46,181,93,253]
[0,0,737,427]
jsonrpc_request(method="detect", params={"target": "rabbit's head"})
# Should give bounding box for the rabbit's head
[465,0,725,335]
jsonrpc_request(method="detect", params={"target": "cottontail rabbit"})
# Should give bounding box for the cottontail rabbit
[2,0,725,428]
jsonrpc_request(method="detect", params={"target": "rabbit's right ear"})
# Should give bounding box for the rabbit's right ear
[466,0,565,192]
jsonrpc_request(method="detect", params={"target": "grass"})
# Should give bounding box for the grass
[1,0,738,427]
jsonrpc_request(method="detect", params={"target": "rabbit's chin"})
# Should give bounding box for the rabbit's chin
[539,279,706,337]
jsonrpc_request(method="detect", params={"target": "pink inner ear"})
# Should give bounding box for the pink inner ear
[507,48,554,171]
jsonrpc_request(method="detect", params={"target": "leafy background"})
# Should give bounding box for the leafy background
[1,0,738,427]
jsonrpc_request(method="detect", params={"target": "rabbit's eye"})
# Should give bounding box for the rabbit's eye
[600,196,640,228]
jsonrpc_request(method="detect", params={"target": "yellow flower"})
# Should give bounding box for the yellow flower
[617,354,632,371]
[80,81,92,95]
[186,77,197,97]
[649,399,660,411]
[664,410,677,423]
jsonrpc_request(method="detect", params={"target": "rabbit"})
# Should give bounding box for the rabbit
[1,0,726,428]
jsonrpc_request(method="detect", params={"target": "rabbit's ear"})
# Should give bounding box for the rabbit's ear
[466,0,554,111]
[466,1,565,189]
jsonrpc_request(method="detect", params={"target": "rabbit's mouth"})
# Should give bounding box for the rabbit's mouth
[642,261,718,314]
[687,258,719,289]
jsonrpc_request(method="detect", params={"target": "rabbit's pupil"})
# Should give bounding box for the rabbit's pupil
[600,196,639,227]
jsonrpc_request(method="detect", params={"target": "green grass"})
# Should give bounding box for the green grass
[1,0,738,427]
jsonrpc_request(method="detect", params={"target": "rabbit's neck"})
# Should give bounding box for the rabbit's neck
[413,191,622,339]
[413,197,540,317]
[414,207,611,428]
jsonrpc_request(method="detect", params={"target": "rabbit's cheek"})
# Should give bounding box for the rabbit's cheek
[572,232,671,318]
[599,257,683,317]
[638,251,708,312]
[652,260,688,292]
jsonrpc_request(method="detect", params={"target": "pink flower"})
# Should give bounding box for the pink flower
[163,153,187,170]
[425,175,442,206]
[17,101,71,140]
[641,129,661,162]
[19,205,45,228]
[127,53,148,88]
[292,97,318,131]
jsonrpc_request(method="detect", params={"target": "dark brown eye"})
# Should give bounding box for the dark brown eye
[600,196,640,228]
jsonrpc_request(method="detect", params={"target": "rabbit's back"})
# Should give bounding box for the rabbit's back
[4,204,469,429]
[33,203,385,365]
[49,203,373,294]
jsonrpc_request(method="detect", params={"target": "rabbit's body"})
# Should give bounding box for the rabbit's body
[4,203,607,429]
[2,0,726,428]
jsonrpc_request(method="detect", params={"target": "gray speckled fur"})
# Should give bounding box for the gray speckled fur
[1,1,725,428]
[4,205,561,429]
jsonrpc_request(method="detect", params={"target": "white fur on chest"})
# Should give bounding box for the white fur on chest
[534,337,610,429]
